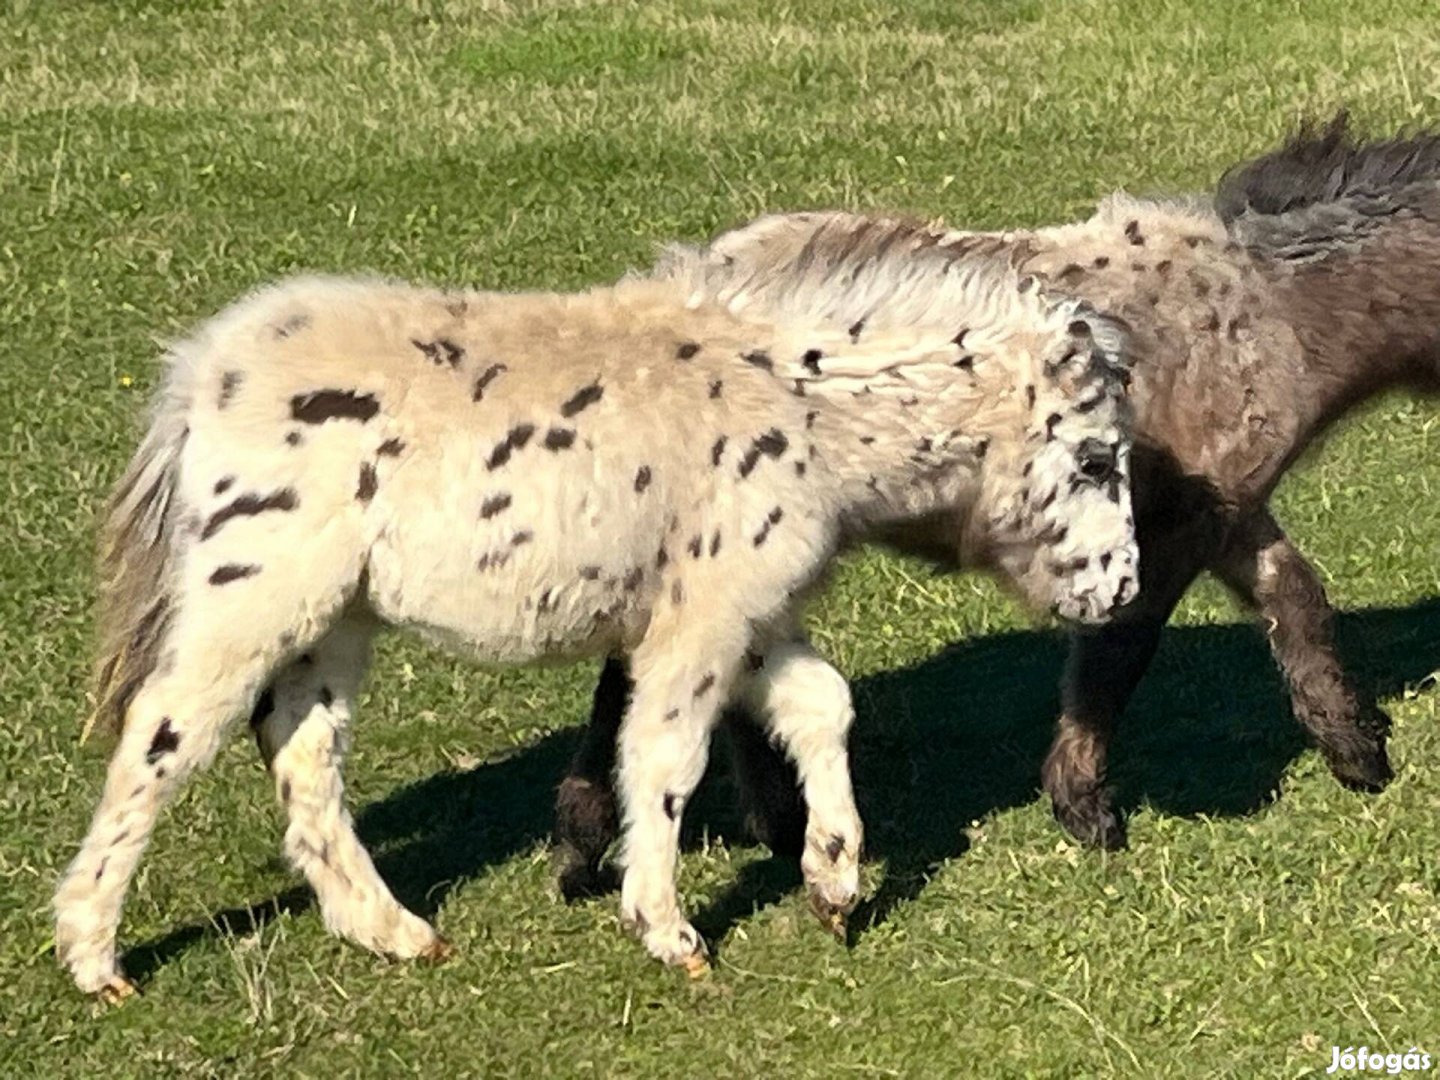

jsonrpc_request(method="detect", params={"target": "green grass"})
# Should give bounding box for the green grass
[3,0,1440,1075]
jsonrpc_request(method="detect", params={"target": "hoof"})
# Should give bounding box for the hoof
[681,950,711,980]
[419,936,455,965]
[1052,788,1127,851]
[1323,729,1393,795]
[97,976,139,1006]
[555,844,619,903]
[806,885,856,941]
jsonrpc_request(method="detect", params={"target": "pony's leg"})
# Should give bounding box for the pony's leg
[54,602,317,999]
[724,705,807,859]
[1210,508,1391,791]
[553,656,628,900]
[737,641,860,933]
[1046,615,1169,851]
[251,615,447,960]
[617,624,746,972]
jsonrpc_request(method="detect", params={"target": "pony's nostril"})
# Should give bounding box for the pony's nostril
[1076,438,1117,482]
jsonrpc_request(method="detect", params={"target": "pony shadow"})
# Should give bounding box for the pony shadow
[123,598,1440,976]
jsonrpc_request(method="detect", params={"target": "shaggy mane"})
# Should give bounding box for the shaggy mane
[652,214,1027,342]
[1215,111,1440,222]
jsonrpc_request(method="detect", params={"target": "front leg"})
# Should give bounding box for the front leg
[1210,508,1392,791]
[617,620,748,974]
[1047,615,1169,850]
[736,640,861,936]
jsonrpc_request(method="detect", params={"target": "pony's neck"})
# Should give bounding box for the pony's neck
[802,382,992,534]
[1277,239,1440,438]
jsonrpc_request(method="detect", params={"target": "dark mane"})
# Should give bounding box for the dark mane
[1215,111,1440,222]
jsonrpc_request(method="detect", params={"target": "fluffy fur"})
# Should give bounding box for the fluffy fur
[555,114,1440,879]
[58,236,1140,999]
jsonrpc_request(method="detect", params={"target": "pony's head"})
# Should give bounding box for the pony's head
[963,294,1139,624]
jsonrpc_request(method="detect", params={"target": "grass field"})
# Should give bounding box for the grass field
[3,0,1440,1075]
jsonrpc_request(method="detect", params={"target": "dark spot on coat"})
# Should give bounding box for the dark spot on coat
[664,709,680,722]
[709,530,721,557]
[1093,256,1110,268]
[480,493,512,519]
[952,328,969,348]
[412,338,464,367]
[743,350,773,372]
[795,461,807,477]
[825,834,845,862]
[954,355,974,371]
[95,858,108,882]
[663,793,681,820]
[201,488,299,541]
[145,718,180,764]
[1017,275,1035,293]
[687,535,703,558]
[767,506,784,524]
[377,437,405,457]
[802,349,823,375]
[560,382,604,417]
[209,563,260,585]
[712,436,728,467]
[791,379,807,397]
[290,390,379,424]
[1057,263,1085,284]
[1124,220,1145,245]
[512,529,533,547]
[676,342,701,360]
[1156,259,1172,275]
[286,431,302,446]
[487,423,536,470]
[580,565,601,580]
[213,476,235,495]
[744,650,764,672]
[1046,413,1062,439]
[634,466,652,493]
[655,546,669,569]
[806,410,819,429]
[218,371,243,409]
[623,567,644,592]
[356,462,378,503]
[849,319,866,342]
[859,435,876,446]
[755,429,788,459]
[671,581,684,605]
[709,379,723,398]
[275,314,310,338]
[1202,310,1221,333]
[472,363,508,402]
[1025,384,1037,407]
[544,427,576,451]
[693,672,715,698]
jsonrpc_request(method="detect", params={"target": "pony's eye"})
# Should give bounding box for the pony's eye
[1076,438,1117,483]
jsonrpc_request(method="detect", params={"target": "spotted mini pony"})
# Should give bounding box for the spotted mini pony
[557,116,1440,882]
[56,229,1138,1000]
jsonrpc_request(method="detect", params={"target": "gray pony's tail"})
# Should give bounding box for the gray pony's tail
[85,381,189,742]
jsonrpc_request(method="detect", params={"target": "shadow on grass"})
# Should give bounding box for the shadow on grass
[124,597,1440,978]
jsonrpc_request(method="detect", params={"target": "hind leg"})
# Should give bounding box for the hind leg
[737,640,860,935]
[55,608,316,997]
[1211,508,1391,791]
[252,615,447,960]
